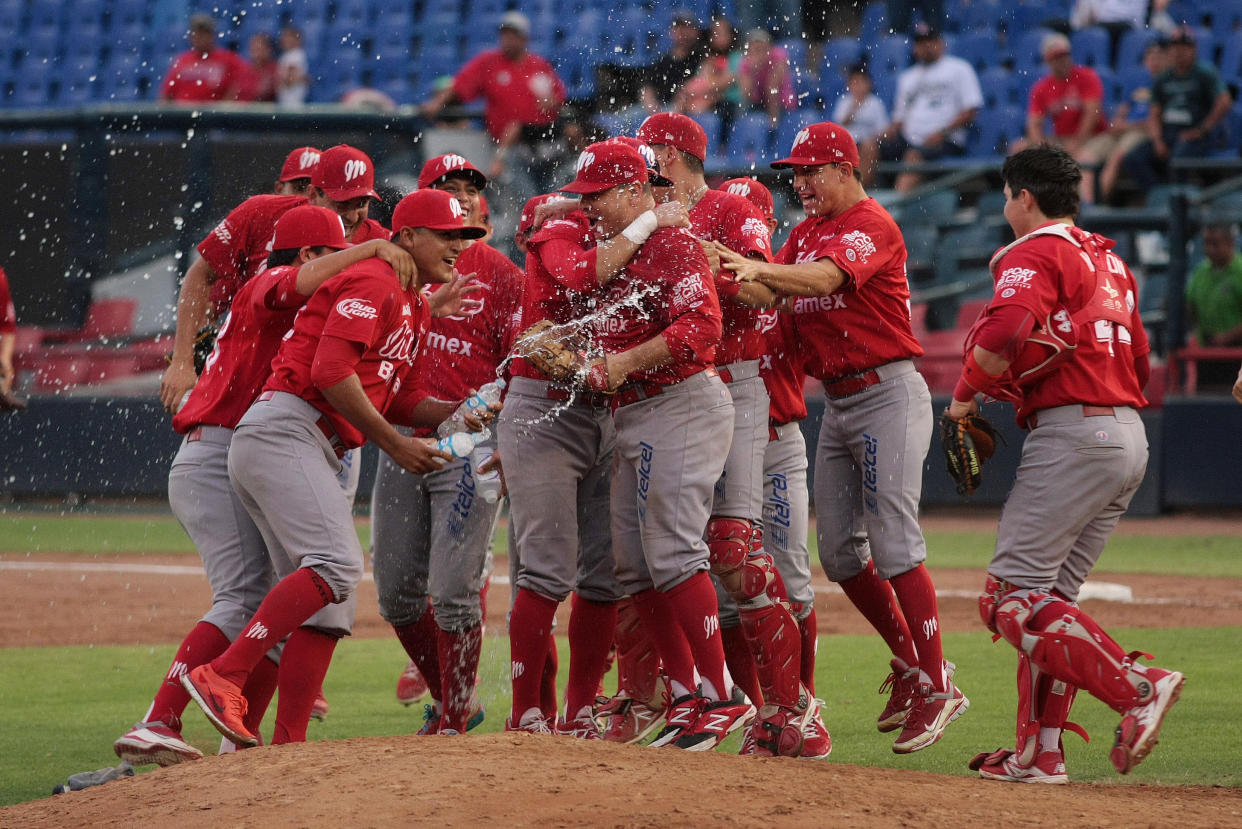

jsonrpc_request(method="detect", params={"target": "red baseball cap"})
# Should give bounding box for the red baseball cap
[771,121,861,169]
[477,194,490,223]
[720,177,774,222]
[390,189,486,238]
[272,204,350,251]
[560,141,649,195]
[517,193,566,234]
[607,136,675,187]
[312,144,379,201]
[417,153,488,190]
[279,146,322,182]
[636,112,708,162]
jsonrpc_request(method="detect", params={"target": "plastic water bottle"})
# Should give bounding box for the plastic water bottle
[433,427,491,460]
[470,445,502,504]
[437,379,506,438]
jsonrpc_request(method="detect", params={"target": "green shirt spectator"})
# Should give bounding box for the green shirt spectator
[1186,224,1242,346]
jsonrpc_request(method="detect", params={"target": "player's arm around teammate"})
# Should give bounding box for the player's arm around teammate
[722,122,967,756]
[180,191,481,748]
[949,146,1181,784]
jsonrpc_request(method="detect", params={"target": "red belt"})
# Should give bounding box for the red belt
[1029,405,1115,429]
[718,366,734,384]
[545,386,612,409]
[822,369,883,399]
[613,366,718,409]
[186,426,203,443]
[257,390,345,459]
[768,426,780,442]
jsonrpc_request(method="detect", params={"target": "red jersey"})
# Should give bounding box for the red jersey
[173,265,307,433]
[983,222,1148,426]
[0,267,15,334]
[160,48,250,102]
[1028,66,1107,138]
[349,217,391,244]
[779,198,923,381]
[758,310,807,425]
[690,189,773,365]
[264,260,431,448]
[415,242,523,420]
[511,213,599,381]
[453,49,566,140]
[593,227,721,386]
[198,193,307,313]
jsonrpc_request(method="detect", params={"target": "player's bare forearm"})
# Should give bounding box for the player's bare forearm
[730,257,846,297]
[0,335,13,394]
[733,280,780,308]
[595,203,689,285]
[170,258,215,366]
[321,375,452,472]
[607,336,674,389]
[296,240,415,294]
[405,397,458,430]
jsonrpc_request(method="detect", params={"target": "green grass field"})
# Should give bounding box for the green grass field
[1,511,1238,808]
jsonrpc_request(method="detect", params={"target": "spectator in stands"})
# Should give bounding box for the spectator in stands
[885,0,944,34]
[638,10,705,113]
[736,29,798,126]
[1119,26,1233,202]
[832,63,888,186]
[159,13,251,103]
[276,26,310,108]
[244,33,278,103]
[675,18,740,123]
[877,23,982,193]
[0,266,15,396]
[1186,223,1242,347]
[422,11,566,189]
[1070,0,1174,62]
[802,1,858,81]
[1019,32,1113,202]
[1099,40,1169,202]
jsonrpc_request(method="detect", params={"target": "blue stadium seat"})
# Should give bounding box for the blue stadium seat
[868,35,910,83]
[979,65,1017,108]
[860,2,889,40]
[953,31,994,72]
[725,113,774,167]
[416,42,459,83]
[1071,26,1110,69]
[1011,27,1054,76]
[968,104,1023,157]
[955,0,1004,34]
[1002,4,1056,36]
[1219,35,1242,86]
[9,73,52,108]
[372,29,412,62]
[822,36,863,77]
[1115,27,1157,71]
[775,109,818,156]
[1212,9,1242,42]
[688,111,723,155]
[1094,66,1119,109]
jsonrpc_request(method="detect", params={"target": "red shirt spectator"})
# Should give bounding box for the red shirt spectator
[1029,66,1107,138]
[160,15,250,103]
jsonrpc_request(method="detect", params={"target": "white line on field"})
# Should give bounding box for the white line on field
[0,560,1177,607]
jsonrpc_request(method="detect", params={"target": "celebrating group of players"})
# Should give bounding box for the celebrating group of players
[110,110,1183,784]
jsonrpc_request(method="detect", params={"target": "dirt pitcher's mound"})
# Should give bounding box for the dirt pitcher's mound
[5,735,1241,829]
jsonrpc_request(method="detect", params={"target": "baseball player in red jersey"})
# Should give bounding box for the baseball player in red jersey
[720,121,967,755]
[371,153,522,737]
[637,114,811,757]
[554,140,751,750]
[274,147,322,196]
[161,144,388,412]
[114,206,416,763]
[947,146,1183,783]
[502,149,692,738]
[181,190,485,747]
[721,176,834,759]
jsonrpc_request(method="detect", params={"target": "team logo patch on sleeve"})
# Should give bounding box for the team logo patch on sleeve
[672,274,708,307]
[997,267,1036,298]
[212,222,233,244]
[841,230,876,263]
[742,217,771,247]
[336,298,379,320]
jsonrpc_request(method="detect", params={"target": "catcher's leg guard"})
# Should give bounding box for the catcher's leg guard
[792,602,818,694]
[1013,653,1083,768]
[708,518,806,713]
[989,576,1154,713]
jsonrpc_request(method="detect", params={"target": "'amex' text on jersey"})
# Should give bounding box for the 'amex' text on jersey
[792,295,847,314]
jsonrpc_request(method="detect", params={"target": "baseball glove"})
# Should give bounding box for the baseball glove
[192,322,218,376]
[939,411,1003,496]
[514,320,609,389]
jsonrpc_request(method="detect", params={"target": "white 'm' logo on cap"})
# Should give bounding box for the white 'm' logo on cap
[448,198,465,218]
[727,182,751,197]
[637,144,656,167]
[793,128,810,147]
[300,150,320,170]
[343,159,368,182]
[441,154,467,171]
[576,151,596,173]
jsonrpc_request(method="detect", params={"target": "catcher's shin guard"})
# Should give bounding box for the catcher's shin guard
[1013,653,1084,767]
[793,603,818,693]
[993,583,1154,713]
[613,598,663,706]
[709,518,805,710]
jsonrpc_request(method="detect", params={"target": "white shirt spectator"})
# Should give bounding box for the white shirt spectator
[832,92,889,142]
[892,55,983,147]
[276,47,309,107]
[1071,0,1148,30]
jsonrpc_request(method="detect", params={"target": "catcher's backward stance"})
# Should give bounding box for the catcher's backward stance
[718,121,966,755]
[948,145,1182,784]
